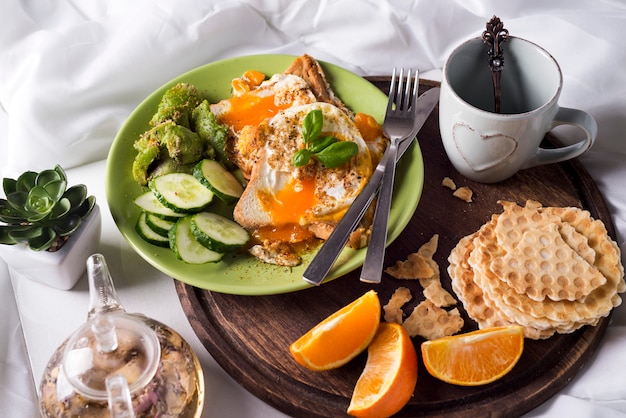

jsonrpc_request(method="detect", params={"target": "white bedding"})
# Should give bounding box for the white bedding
[1,1,625,416]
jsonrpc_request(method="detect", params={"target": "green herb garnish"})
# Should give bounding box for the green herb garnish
[292,109,358,169]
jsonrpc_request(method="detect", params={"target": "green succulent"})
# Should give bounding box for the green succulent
[0,165,96,251]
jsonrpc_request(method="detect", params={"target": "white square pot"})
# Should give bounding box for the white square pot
[0,204,102,290]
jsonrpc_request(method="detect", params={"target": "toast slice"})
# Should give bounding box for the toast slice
[284,54,351,115]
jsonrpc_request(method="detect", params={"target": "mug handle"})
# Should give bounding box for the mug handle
[524,107,597,168]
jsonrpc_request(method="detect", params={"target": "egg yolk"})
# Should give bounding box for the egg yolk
[219,93,293,132]
[231,70,266,95]
[355,112,384,142]
[255,175,317,243]
[259,175,316,225]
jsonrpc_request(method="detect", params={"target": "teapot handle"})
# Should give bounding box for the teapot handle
[87,254,125,319]
[106,374,135,418]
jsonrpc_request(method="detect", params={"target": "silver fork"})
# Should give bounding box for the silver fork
[360,68,419,283]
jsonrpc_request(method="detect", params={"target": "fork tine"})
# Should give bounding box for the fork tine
[396,68,405,110]
[411,69,419,109]
[389,68,420,112]
[401,69,419,111]
[386,68,397,115]
[402,69,412,110]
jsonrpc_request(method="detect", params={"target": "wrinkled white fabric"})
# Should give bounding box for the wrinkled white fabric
[1,1,626,417]
[2,0,625,175]
[0,264,37,418]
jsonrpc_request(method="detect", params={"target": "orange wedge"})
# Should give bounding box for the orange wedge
[421,325,524,386]
[347,322,418,418]
[289,290,380,371]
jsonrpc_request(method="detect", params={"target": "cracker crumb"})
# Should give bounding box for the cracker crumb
[383,234,463,340]
[402,300,464,339]
[414,235,457,307]
[422,278,458,308]
[385,253,434,279]
[453,186,473,203]
[385,235,457,307]
[442,176,457,190]
[383,287,412,324]
[417,234,438,260]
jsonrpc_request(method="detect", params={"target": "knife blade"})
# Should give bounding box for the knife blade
[302,87,440,286]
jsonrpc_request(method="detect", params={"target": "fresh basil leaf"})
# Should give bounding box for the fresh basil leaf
[310,136,338,153]
[301,109,323,145]
[314,141,358,168]
[292,148,312,167]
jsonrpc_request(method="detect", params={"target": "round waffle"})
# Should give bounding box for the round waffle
[490,222,606,302]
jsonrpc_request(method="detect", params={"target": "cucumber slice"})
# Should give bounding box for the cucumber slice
[135,212,170,247]
[193,159,244,205]
[169,216,223,264]
[145,213,175,237]
[190,212,249,253]
[150,173,214,213]
[133,191,185,219]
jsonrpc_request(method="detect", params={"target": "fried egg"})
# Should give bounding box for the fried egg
[210,73,318,133]
[233,102,373,242]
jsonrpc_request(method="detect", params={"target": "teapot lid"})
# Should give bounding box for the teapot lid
[62,311,160,401]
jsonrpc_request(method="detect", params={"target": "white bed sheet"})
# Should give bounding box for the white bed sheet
[1,1,626,417]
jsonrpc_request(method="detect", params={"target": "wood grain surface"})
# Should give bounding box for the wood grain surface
[176,79,615,417]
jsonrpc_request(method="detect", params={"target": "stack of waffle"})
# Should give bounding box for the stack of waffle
[448,200,625,339]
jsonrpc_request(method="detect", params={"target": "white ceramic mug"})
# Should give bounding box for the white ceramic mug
[439,36,597,183]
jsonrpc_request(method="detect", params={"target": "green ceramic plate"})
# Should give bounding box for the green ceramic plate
[106,54,423,295]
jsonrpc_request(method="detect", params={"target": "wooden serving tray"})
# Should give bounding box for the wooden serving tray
[176,79,615,417]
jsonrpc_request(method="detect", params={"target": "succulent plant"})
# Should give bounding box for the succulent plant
[0,165,96,251]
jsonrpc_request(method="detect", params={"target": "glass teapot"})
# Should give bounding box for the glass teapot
[39,254,204,417]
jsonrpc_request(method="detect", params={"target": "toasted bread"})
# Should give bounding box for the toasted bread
[284,54,350,114]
